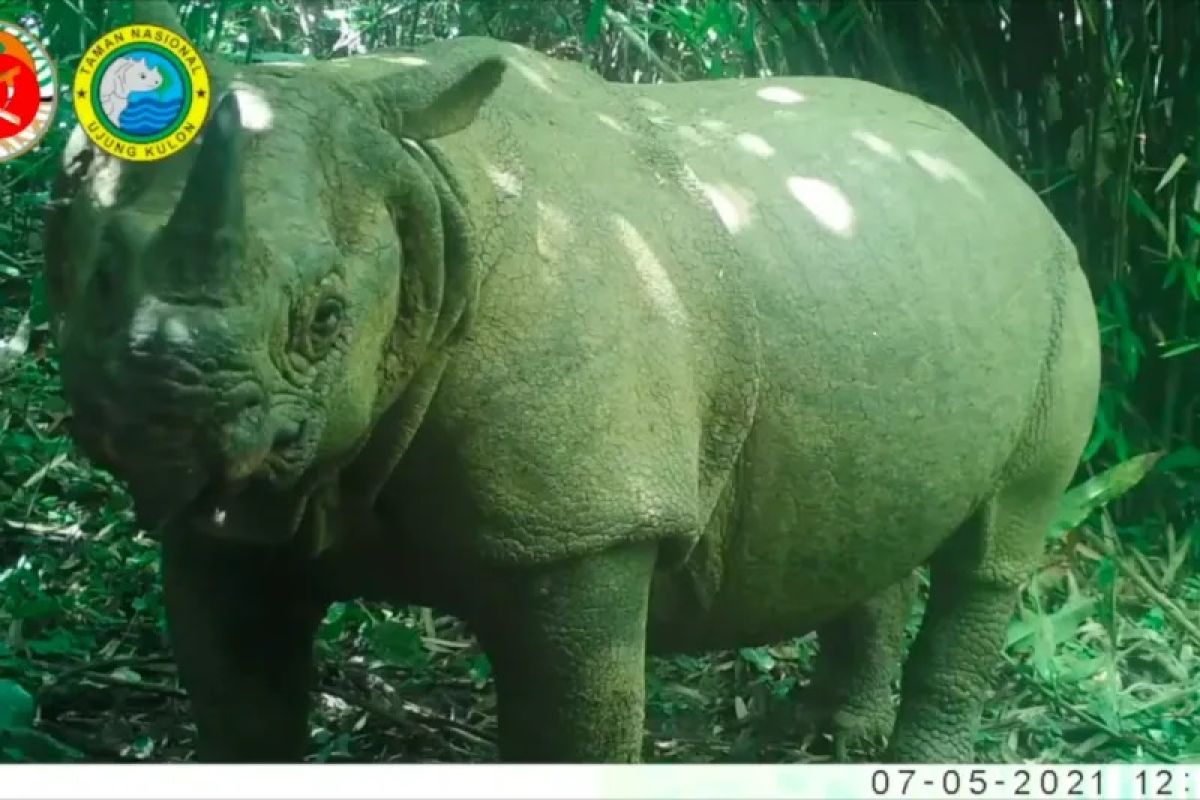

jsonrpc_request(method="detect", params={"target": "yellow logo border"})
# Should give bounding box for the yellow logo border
[72,23,211,163]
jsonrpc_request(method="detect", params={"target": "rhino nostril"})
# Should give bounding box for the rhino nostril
[272,420,304,450]
[167,359,203,386]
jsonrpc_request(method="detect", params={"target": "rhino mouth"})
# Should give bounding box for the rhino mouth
[181,474,253,530]
[125,413,325,544]
[146,470,312,545]
[124,462,242,533]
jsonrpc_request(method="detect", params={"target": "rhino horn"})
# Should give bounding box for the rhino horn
[162,91,245,278]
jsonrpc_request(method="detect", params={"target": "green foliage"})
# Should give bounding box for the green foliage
[0,0,1195,764]
[1051,452,1163,540]
[0,679,34,730]
[369,619,430,668]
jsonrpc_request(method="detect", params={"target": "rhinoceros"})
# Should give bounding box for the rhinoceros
[44,3,1099,763]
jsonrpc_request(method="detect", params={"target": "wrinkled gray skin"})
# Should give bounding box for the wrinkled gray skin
[45,5,1099,763]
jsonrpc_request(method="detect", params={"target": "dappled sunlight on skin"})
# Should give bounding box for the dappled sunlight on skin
[736,132,775,159]
[374,54,429,67]
[850,131,981,198]
[851,130,901,161]
[786,177,855,237]
[594,113,628,135]
[62,126,90,171]
[162,316,193,347]
[535,200,572,278]
[612,215,688,327]
[699,182,753,234]
[230,84,274,132]
[508,59,553,94]
[675,162,754,234]
[87,153,123,209]
[485,164,522,198]
[63,123,121,209]
[907,149,983,199]
[635,108,777,166]
[679,164,736,233]
[527,56,560,82]
[129,295,192,350]
[675,124,710,148]
[634,97,667,114]
[652,113,776,163]
[634,97,679,132]
[756,86,806,105]
[641,109,670,128]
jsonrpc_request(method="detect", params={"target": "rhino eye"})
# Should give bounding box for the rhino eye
[309,296,344,340]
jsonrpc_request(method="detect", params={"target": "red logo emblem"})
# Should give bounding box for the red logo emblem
[0,53,39,137]
[0,21,57,163]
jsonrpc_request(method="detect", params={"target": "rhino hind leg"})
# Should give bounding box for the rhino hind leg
[796,572,916,760]
[883,466,1071,762]
[881,257,1100,764]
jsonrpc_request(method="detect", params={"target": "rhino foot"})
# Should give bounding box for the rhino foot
[794,679,895,760]
[827,705,894,761]
[793,572,918,760]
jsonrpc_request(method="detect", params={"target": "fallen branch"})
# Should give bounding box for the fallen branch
[42,655,175,698]
[1002,652,1175,763]
[1085,526,1200,649]
[319,683,495,752]
[73,671,186,700]
[33,720,125,761]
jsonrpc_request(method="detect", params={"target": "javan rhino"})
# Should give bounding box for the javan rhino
[44,4,1099,763]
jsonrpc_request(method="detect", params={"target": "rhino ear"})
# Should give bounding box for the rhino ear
[128,0,237,94]
[392,57,507,141]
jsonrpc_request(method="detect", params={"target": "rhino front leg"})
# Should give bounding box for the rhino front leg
[162,533,325,762]
[798,571,916,760]
[475,541,658,762]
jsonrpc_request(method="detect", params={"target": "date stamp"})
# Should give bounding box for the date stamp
[864,765,1200,799]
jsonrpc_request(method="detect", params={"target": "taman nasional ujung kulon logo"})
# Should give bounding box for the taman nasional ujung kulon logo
[0,19,57,163]
[73,23,211,162]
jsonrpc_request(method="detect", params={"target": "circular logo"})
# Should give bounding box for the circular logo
[73,24,210,162]
[0,20,58,163]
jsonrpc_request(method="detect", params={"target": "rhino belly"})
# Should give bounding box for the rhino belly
[650,383,1008,652]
